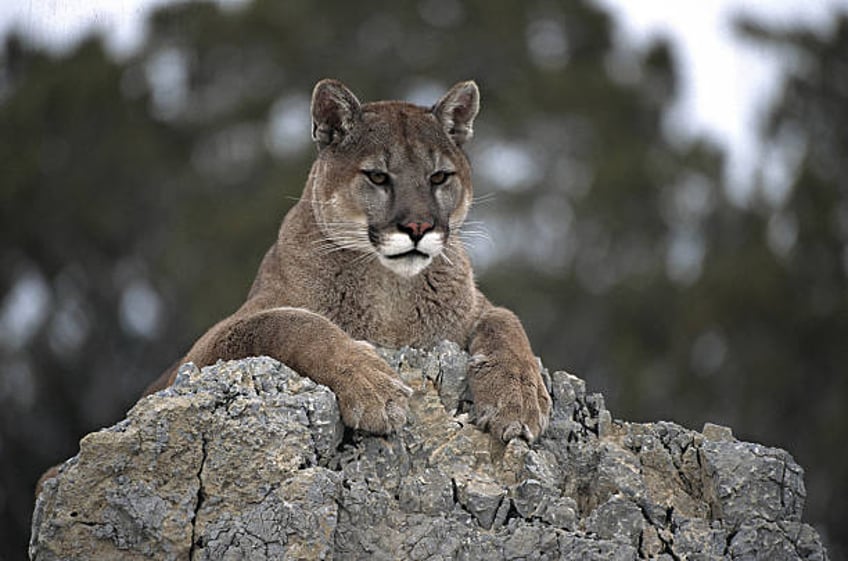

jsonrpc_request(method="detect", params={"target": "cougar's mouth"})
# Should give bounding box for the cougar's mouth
[384,249,430,260]
[372,229,444,277]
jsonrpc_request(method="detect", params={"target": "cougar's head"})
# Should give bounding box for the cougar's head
[307,78,479,277]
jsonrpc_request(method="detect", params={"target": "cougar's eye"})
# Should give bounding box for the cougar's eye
[363,170,390,187]
[430,170,453,186]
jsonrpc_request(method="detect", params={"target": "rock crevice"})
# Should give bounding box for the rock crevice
[30,342,829,560]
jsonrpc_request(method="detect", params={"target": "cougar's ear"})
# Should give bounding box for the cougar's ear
[311,79,362,149]
[432,80,480,146]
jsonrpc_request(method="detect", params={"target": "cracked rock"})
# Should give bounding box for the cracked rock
[31,343,829,560]
[454,473,507,530]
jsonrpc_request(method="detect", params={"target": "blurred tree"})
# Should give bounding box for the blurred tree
[731,15,848,557]
[0,1,844,559]
[0,35,195,554]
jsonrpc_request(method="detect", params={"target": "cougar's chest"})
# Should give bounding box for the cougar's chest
[319,266,472,348]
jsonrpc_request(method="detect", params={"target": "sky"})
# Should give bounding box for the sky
[594,0,848,201]
[1,0,847,200]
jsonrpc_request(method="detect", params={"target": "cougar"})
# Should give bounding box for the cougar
[148,79,551,442]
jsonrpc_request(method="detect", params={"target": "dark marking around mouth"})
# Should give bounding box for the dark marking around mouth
[367,225,380,245]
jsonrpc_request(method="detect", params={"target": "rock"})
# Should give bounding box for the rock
[702,422,734,442]
[30,342,829,560]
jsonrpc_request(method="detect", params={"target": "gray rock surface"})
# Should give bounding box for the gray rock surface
[30,342,829,560]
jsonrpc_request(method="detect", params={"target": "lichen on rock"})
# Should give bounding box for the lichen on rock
[30,342,829,560]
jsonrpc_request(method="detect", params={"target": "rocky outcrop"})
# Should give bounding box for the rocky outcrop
[30,343,828,560]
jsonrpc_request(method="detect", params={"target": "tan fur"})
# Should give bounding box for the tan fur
[148,79,551,442]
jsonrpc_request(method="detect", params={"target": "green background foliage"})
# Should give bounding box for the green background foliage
[1,1,845,558]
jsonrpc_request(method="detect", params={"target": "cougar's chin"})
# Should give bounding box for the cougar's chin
[378,251,433,277]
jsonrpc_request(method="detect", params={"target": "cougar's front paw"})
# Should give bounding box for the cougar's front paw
[468,352,552,443]
[333,342,413,434]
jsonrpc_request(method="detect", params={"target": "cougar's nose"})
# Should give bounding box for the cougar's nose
[399,220,434,243]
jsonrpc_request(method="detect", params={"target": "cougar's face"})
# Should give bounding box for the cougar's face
[312,103,473,277]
